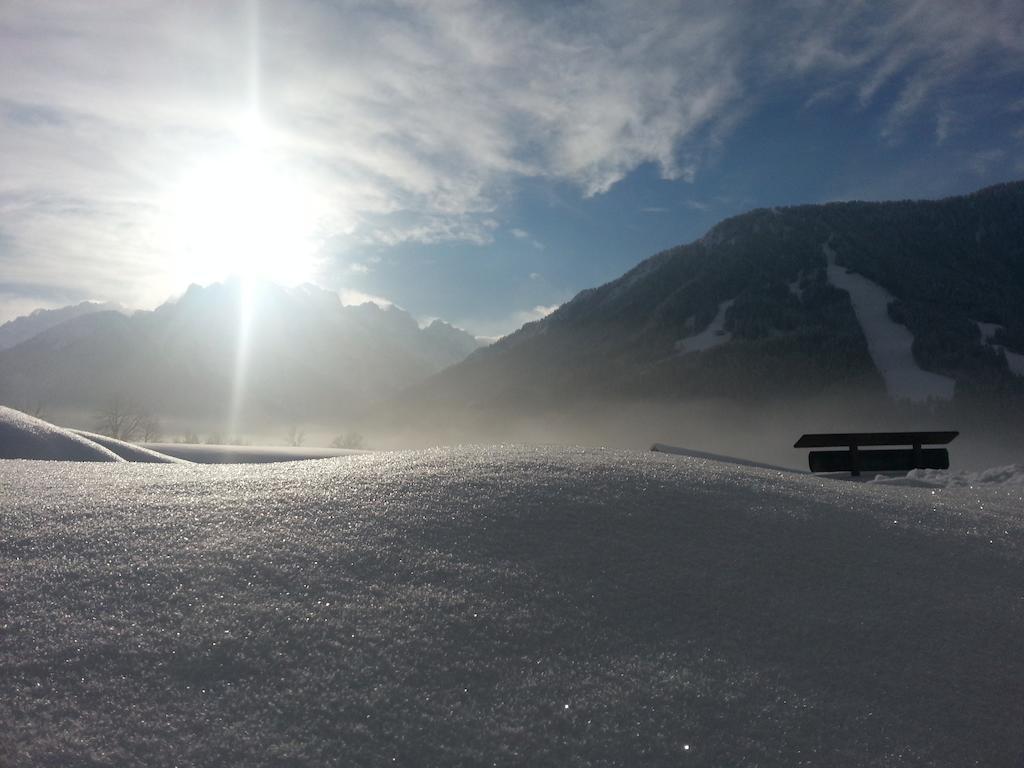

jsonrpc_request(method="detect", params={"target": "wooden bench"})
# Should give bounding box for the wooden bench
[794,431,958,476]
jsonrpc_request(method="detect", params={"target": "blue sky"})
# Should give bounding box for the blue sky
[1,1,1022,335]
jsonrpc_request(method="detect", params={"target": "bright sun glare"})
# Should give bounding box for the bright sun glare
[161,115,322,288]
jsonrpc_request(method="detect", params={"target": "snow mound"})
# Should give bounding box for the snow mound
[825,243,955,401]
[0,406,123,462]
[1,445,1022,765]
[872,463,1024,488]
[70,430,188,463]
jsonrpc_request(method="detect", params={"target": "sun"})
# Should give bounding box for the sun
[161,116,323,288]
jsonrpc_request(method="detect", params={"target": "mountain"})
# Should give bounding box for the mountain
[383,181,1024,448]
[0,300,123,351]
[420,318,483,363]
[0,281,483,428]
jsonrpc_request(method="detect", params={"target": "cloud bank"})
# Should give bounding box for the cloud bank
[0,0,1022,318]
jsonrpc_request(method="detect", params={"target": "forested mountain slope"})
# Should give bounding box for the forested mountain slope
[409,181,1024,413]
[0,281,482,424]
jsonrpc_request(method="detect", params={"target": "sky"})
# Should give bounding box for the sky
[1,1,1023,336]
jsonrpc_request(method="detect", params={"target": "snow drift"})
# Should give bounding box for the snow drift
[872,463,1024,488]
[0,407,184,462]
[141,442,361,464]
[2,446,1022,765]
[0,406,123,462]
[70,430,187,464]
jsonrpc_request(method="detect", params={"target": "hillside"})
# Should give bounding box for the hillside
[0,300,123,351]
[384,182,1024,444]
[0,281,482,428]
[2,446,1022,765]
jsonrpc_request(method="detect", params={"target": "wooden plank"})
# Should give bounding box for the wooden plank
[808,448,949,474]
[794,431,958,448]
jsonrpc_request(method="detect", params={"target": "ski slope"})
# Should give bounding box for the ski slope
[674,298,734,354]
[976,321,1024,376]
[825,244,955,402]
[2,446,1023,766]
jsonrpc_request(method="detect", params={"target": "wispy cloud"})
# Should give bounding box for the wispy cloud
[773,0,1024,139]
[510,227,544,250]
[473,300,564,340]
[514,303,559,327]
[934,108,958,145]
[968,149,1008,176]
[0,0,1022,317]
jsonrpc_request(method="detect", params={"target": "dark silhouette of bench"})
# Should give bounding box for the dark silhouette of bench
[794,431,958,476]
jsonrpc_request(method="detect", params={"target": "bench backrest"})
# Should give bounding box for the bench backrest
[794,431,958,475]
[794,431,958,448]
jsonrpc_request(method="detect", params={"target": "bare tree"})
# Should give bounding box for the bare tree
[8,398,49,419]
[139,415,162,442]
[25,398,48,419]
[286,424,305,447]
[96,396,146,441]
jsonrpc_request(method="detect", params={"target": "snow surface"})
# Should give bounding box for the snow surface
[674,298,734,354]
[2,445,1023,765]
[0,406,123,462]
[871,463,1024,488]
[650,442,799,473]
[824,244,955,401]
[71,430,188,463]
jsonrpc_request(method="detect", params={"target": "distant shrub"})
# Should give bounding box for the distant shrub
[331,431,365,449]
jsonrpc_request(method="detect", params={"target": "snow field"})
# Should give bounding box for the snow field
[2,446,1023,766]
